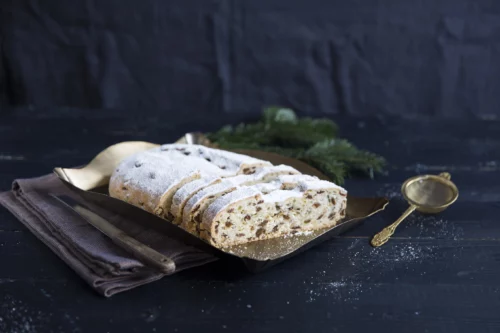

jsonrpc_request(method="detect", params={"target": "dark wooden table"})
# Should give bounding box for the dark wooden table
[1,108,499,333]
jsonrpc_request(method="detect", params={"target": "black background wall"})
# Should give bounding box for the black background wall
[1,0,500,118]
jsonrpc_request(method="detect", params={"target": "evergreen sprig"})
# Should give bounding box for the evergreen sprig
[207,107,385,184]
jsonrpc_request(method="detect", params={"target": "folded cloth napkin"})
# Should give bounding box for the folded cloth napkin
[0,174,217,297]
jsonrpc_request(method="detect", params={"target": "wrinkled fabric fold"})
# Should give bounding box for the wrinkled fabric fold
[0,173,217,297]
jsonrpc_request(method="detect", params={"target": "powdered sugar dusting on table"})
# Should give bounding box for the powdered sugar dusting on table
[303,212,465,303]
[0,293,81,333]
[304,241,439,303]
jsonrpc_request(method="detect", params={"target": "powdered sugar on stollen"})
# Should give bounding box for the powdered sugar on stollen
[154,144,272,174]
[276,174,317,188]
[200,181,303,227]
[170,176,221,220]
[200,174,348,247]
[202,174,332,222]
[182,179,239,225]
[254,182,281,194]
[111,151,191,199]
[262,188,304,203]
[278,174,319,183]
[201,186,263,226]
[181,165,300,223]
[275,174,346,193]
[298,179,346,193]
[227,164,299,185]
[110,149,233,212]
[256,175,344,201]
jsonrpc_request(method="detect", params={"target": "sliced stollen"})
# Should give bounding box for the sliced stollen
[170,165,299,225]
[110,151,196,216]
[193,175,308,241]
[152,144,272,175]
[181,181,239,234]
[110,144,273,220]
[110,150,226,219]
[170,176,221,225]
[200,178,348,247]
[180,165,301,235]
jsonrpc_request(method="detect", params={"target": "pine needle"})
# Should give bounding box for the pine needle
[207,107,385,184]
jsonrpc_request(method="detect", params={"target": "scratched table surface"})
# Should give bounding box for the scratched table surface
[0,108,499,333]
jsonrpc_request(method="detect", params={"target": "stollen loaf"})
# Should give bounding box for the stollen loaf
[109,144,347,247]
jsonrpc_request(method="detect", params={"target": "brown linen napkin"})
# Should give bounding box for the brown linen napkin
[0,174,217,297]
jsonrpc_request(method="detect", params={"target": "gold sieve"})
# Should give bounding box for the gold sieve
[371,172,458,247]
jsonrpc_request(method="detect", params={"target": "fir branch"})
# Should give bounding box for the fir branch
[207,107,385,184]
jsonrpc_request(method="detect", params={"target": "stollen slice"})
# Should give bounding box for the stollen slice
[180,165,301,235]
[200,178,347,247]
[170,176,222,225]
